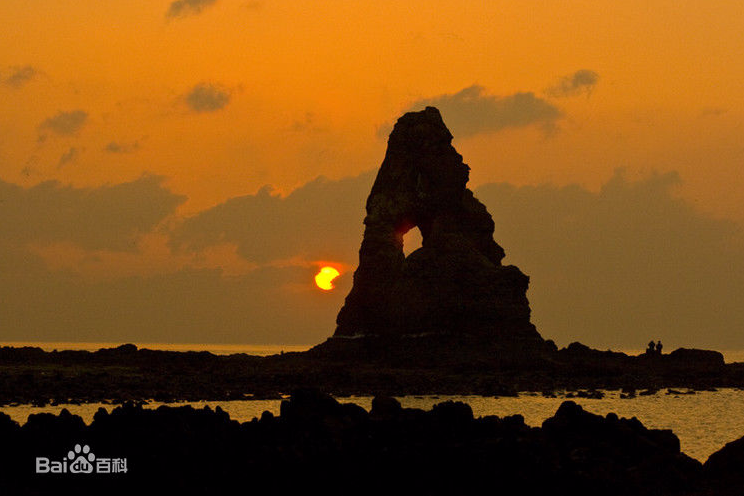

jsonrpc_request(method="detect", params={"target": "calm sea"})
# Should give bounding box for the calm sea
[2,342,744,463]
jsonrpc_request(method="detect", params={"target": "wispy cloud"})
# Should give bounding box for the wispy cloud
[3,65,38,88]
[400,85,562,138]
[57,147,79,168]
[105,140,140,154]
[38,110,88,136]
[184,83,231,112]
[546,69,599,98]
[699,107,728,119]
[166,0,217,19]
[243,1,263,10]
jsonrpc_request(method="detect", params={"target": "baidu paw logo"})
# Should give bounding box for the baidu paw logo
[68,444,95,474]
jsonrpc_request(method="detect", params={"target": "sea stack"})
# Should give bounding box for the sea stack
[329,107,544,353]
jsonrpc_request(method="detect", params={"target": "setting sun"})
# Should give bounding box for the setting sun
[314,266,341,291]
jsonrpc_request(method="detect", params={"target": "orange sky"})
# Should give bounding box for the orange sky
[2,1,742,215]
[1,1,743,347]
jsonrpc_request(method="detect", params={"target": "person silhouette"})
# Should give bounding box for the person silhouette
[656,341,663,355]
[647,340,656,355]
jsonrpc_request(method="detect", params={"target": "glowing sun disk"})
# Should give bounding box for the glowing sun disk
[315,266,340,291]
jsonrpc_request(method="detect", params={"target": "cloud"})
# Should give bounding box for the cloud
[243,1,263,10]
[404,85,562,138]
[185,83,230,112]
[170,170,375,264]
[546,69,599,98]
[3,65,38,88]
[105,141,140,154]
[0,175,186,251]
[475,169,744,349]
[38,110,88,136]
[166,0,217,18]
[289,112,326,134]
[699,107,728,118]
[57,147,79,168]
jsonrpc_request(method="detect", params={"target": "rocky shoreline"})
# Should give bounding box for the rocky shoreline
[1,389,743,495]
[1,343,743,406]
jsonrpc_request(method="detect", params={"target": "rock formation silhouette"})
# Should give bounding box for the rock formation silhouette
[332,107,543,348]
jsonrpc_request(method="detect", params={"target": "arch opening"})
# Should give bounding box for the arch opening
[402,227,423,257]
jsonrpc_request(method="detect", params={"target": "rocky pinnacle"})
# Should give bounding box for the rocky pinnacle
[334,107,543,347]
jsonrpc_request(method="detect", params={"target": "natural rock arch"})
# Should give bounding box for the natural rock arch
[333,107,543,347]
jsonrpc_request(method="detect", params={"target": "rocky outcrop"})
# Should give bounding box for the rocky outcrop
[703,436,744,494]
[541,400,701,495]
[332,107,543,349]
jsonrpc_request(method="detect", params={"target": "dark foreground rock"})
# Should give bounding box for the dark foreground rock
[703,435,744,493]
[0,390,740,495]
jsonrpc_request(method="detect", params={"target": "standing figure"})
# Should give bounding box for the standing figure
[656,341,663,355]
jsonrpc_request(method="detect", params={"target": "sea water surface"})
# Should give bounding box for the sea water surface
[3,389,744,462]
